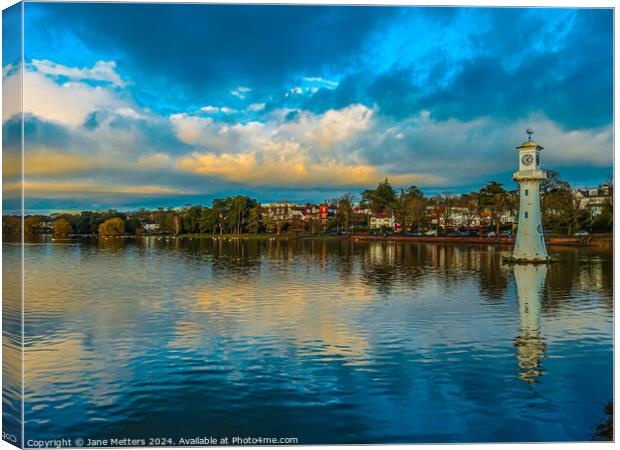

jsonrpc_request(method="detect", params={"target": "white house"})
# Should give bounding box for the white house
[575,184,611,216]
[369,213,395,229]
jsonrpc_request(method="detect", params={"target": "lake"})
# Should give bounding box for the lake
[3,237,613,444]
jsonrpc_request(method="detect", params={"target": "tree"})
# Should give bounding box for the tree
[362,178,397,213]
[336,193,355,232]
[53,219,72,237]
[438,193,455,231]
[263,214,275,234]
[98,218,125,236]
[23,216,41,235]
[183,206,203,234]
[247,204,262,234]
[541,170,571,228]
[211,198,227,234]
[199,207,217,234]
[478,181,511,234]
[544,186,584,235]
[228,196,255,234]
[460,193,480,230]
[160,211,180,234]
[398,186,427,231]
[2,216,20,235]
[124,218,140,235]
[73,211,97,234]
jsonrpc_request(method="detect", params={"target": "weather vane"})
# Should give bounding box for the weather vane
[526,127,534,141]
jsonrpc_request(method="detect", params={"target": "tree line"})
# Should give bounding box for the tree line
[2,172,613,237]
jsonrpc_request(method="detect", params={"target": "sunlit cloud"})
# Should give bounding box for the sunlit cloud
[176,148,445,187]
[4,181,195,197]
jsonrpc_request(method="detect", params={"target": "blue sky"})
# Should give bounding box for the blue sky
[2,4,614,211]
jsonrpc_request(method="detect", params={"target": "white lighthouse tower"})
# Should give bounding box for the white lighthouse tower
[509,129,550,263]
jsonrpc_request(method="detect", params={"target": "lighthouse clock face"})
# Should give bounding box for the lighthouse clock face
[521,154,534,166]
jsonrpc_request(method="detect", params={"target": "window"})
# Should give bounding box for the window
[524,212,528,219]
[525,189,529,196]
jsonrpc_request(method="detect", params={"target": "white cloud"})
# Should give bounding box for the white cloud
[303,76,338,88]
[201,106,220,114]
[231,86,251,98]
[200,105,238,114]
[31,60,127,87]
[115,107,144,120]
[286,86,304,96]
[169,113,213,144]
[1,64,149,127]
[20,70,126,126]
[247,102,266,112]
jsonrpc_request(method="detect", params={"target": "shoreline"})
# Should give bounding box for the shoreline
[28,232,611,247]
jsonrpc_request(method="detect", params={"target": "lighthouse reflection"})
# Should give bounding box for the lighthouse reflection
[513,264,547,382]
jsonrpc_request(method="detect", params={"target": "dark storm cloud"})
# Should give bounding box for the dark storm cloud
[27,3,398,102]
[290,8,613,130]
[423,9,613,129]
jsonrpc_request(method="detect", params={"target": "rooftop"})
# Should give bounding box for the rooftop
[516,140,544,150]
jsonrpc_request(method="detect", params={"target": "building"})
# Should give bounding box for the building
[510,129,549,262]
[262,203,292,221]
[575,184,611,216]
[303,203,320,222]
[141,220,160,232]
[319,204,329,225]
[369,212,395,229]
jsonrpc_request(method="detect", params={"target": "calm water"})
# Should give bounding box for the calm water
[3,237,613,444]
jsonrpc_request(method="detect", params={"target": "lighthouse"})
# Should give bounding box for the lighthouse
[509,129,550,263]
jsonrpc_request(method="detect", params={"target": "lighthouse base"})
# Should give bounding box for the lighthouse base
[502,254,558,265]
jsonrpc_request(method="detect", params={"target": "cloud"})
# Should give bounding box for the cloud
[357,112,613,188]
[201,106,220,114]
[4,69,129,126]
[4,150,101,177]
[4,181,194,197]
[171,103,447,187]
[231,86,251,99]
[31,59,127,87]
[199,105,238,114]
[303,77,338,88]
[114,107,144,119]
[176,149,443,188]
[7,3,613,211]
[2,63,14,79]
[171,103,375,154]
[247,103,266,112]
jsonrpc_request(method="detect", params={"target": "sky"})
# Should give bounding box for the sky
[1,3,614,212]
